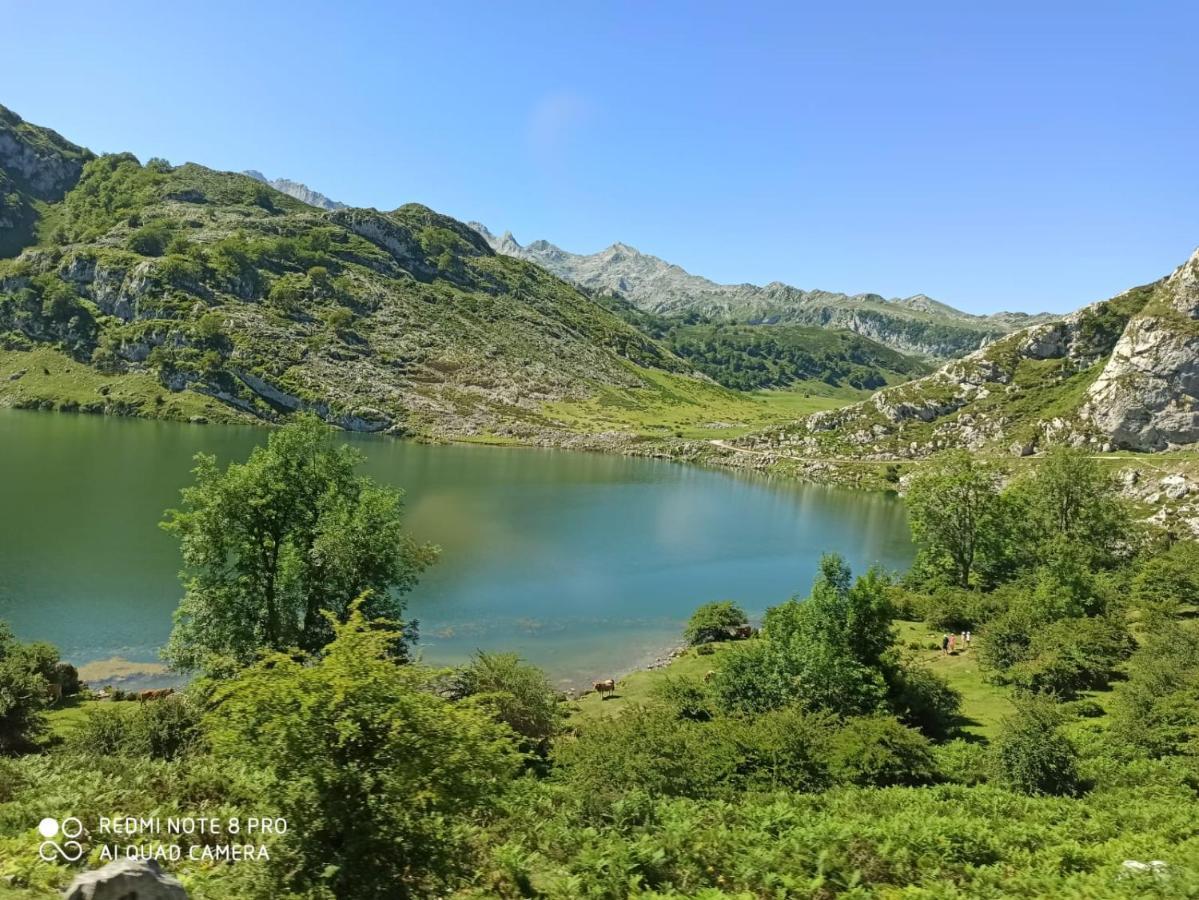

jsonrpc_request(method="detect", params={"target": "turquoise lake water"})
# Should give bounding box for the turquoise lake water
[0,410,914,688]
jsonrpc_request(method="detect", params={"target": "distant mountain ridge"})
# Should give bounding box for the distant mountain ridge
[734,246,1199,459]
[469,224,1056,359]
[243,170,346,211]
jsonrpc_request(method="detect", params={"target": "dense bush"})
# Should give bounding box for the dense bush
[713,706,836,793]
[977,609,1037,674]
[1132,540,1199,621]
[1111,621,1199,757]
[826,715,938,787]
[127,219,175,256]
[0,624,52,753]
[453,651,564,752]
[68,695,203,760]
[207,604,521,900]
[552,704,737,812]
[651,675,715,721]
[887,664,962,739]
[993,698,1081,796]
[683,600,747,645]
[1006,616,1134,697]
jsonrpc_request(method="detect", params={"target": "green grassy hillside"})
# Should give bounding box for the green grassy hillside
[0,122,715,439]
[1,105,927,444]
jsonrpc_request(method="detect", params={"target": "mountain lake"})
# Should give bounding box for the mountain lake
[0,409,914,690]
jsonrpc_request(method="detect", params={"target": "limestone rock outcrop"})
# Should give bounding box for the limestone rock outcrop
[1082,249,1199,450]
[63,859,187,900]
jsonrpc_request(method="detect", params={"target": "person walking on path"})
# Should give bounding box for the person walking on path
[941,633,950,655]
[965,630,972,649]
[948,633,957,654]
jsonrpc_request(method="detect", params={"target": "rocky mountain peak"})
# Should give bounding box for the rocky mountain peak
[242,170,346,211]
[467,221,1059,359]
[0,104,93,202]
[1164,246,1199,311]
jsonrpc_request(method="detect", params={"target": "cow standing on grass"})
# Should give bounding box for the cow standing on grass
[137,688,175,702]
[593,678,615,700]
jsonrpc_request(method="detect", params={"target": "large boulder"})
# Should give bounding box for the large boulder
[63,859,187,900]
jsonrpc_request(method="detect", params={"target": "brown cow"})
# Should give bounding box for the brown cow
[137,688,176,702]
[593,678,616,700]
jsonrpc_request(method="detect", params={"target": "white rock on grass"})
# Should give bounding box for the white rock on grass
[64,859,187,900]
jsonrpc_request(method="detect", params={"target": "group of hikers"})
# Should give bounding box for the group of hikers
[941,630,971,654]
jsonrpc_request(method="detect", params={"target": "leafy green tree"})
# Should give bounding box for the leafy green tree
[906,451,1005,587]
[0,622,52,753]
[715,556,893,716]
[1006,447,1130,570]
[453,651,564,754]
[162,415,437,675]
[684,600,748,645]
[993,697,1081,796]
[207,603,520,900]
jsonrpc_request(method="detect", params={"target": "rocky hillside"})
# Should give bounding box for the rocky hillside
[734,247,1199,459]
[470,224,1055,359]
[0,106,93,257]
[243,170,346,210]
[0,104,708,439]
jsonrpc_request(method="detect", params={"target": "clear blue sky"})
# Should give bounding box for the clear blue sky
[6,2,1197,314]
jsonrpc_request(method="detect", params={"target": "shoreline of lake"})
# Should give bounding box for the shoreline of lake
[0,407,915,684]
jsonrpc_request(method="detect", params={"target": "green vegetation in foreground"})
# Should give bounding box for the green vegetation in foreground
[543,363,860,439]
[6,426,1199,898]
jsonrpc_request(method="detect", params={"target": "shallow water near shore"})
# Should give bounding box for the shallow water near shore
[0,409,914,688]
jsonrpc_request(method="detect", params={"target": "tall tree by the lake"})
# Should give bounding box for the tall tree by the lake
[161,415,438,675]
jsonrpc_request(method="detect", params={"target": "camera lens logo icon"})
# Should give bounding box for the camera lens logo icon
[37,817,84,862]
